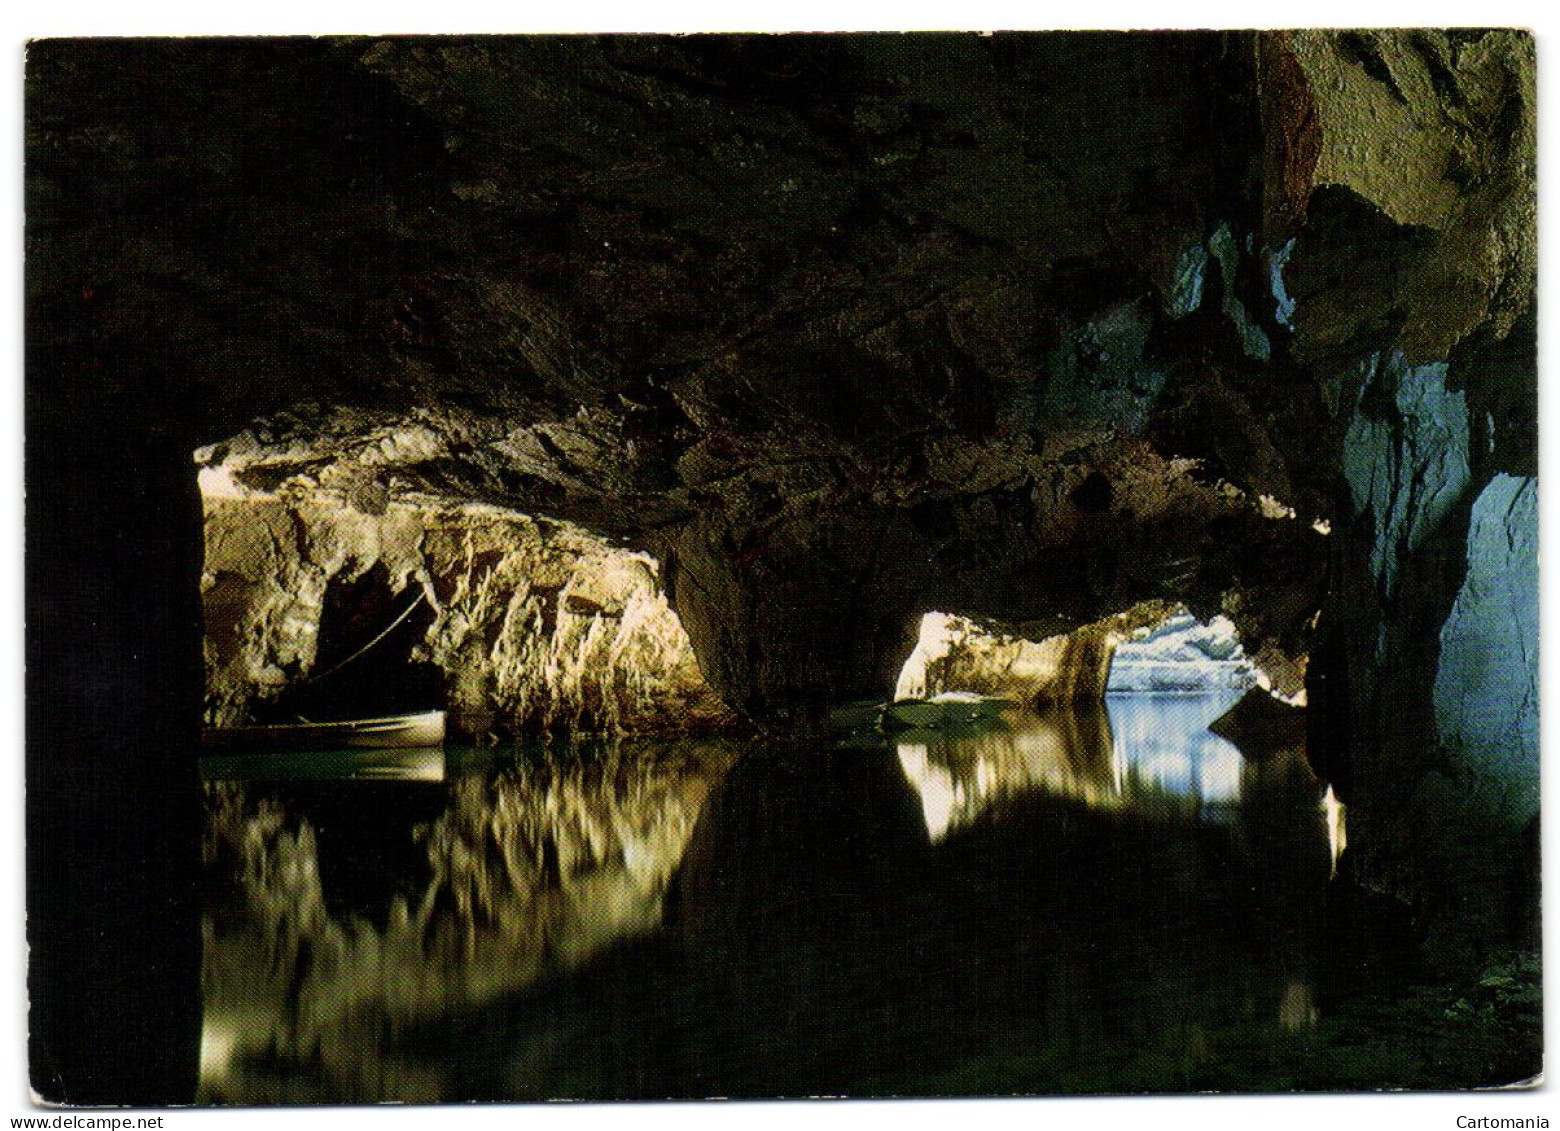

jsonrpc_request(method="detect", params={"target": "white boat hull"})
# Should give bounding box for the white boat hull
[201,710,446,752]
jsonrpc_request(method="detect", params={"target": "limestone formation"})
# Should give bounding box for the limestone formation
[201,477,735,738]
[24,31,1540,1099]
[894,603,1178,706]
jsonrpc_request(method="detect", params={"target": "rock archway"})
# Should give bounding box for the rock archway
[26,30,1536,1102]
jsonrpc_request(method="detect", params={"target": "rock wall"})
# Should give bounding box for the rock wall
[26,431,205,1104]
[1313,348,1537,964]
[1258,29,1538,965]
[202,487,735,738]
[200,739,739,1103]
[1313,352,1475,806]
[1281,30,1535,364]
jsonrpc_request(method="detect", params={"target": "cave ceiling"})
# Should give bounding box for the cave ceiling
[26,30,1536,712]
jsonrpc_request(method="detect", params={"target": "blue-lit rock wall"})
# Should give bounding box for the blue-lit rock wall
[1323,350,1476,808]
[1433,474,1539,820]
[1337,354,1537,819]
[1342,352,1471,612]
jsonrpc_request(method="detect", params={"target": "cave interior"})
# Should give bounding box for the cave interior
[24,29,1539,1104]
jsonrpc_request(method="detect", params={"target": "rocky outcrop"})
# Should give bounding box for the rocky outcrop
[1246,30,1539,964]
[1433,473,1538,818]
[657,433,1327,719]
[1278,31,1535,364]
[202,480,735,738]
[1209,688,1307,753]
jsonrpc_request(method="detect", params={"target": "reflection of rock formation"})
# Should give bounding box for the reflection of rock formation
[1105,692,1248,814]
[648,729,1335,1098]
[198,739,739,1104]
[674,742,930,946]
[1210,687,1308,751]
[201,486,736,738]
[192,718,1336,1102]
[666,745,934,1094]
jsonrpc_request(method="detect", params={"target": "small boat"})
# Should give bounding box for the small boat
[201,710,446,753]
[880,692,1012,731]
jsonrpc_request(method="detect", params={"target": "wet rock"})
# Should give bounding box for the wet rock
[1209,688,1307,754]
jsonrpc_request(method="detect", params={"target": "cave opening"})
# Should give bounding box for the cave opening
[887,602,1312,836]
[277,563,442,724]
[892,602,1275,710]
[195,460,739,740]
[1104,609,1257,697]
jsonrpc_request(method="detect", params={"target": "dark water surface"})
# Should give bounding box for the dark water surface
[197,694,1360,1102]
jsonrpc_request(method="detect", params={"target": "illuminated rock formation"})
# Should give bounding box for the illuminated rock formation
[198,739,740,1103]
[201,478,735,738]
[894,603,1177,706]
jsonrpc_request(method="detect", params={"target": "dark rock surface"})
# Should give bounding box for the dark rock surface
[1210,687,1307,755]
[27,34,1332,706]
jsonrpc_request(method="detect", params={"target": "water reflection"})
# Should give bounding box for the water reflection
[894,692,1250,841]
[200,695,1334,1102]
[200,746,448,783]
[895,705,1118,841]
